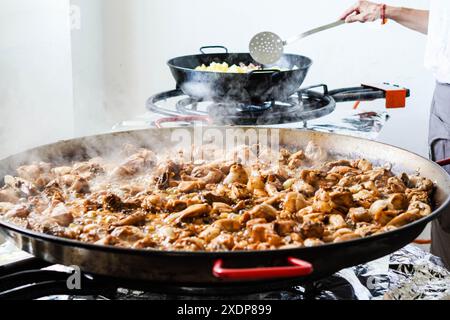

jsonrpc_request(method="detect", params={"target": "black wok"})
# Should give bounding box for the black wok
[168,46,312,104]
[0,128,449,291]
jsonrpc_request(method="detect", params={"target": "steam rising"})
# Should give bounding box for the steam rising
[0,128,281,181]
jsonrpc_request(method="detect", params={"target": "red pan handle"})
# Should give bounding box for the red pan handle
[155,116,213,128]
[413,239,432,245]
[437,158,450,166]
[212,257,313,280]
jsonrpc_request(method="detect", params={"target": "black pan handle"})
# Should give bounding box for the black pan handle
[329,85,410,103]
[249,69,282,75]
[199,46,229,55]
[299,84,329,96]
[248,69,283,84]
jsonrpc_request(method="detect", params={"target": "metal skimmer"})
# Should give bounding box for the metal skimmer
[249,20,345,65]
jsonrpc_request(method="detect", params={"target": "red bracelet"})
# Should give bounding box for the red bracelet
[381,4,388,25]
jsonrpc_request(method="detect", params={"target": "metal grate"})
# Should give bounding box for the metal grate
[146,86,336,126]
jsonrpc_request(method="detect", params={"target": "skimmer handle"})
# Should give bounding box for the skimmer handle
[284,20,345,45]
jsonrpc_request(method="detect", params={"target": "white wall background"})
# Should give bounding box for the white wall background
[0,0,74,158]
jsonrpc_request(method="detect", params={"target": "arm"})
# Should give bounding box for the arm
[340,1,429,35]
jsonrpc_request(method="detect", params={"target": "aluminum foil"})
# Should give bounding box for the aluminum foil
[383,246,450,300]
[310,245,450,301]
[309,111,390,140]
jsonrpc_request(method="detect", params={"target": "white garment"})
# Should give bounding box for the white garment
[425,0,450,84]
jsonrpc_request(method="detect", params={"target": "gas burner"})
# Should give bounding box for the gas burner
[0,257,348,300]
[176,98,273,114]
[147,85,336,126]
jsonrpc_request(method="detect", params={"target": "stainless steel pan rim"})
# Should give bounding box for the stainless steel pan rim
[0,127,448,258]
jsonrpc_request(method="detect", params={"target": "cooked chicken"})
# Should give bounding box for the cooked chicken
[348,207,372,223]
[387,177,407,193]
[0,202,15,214]
[4,175,37,197]
[274,220,297,236]
[304,238,325,247]
[247,170,266,192]
[387,210,422,227]
[111,226,144,243]
[223,164,248,185]
[114,211,146,226]
[1,144,435,252]
[17,164,45,183]
[208,234,235,251]
[304,141,328,162]
[200,169,224,184]
[352,189,377,209]
[248,204,278,222]
[370,200,400,226]
[312,189,334,214]
[47,203,74,227]
[282,192,308,213]
[213,219,241,232]
[198,225,221,242]
[4,204,30,219]
[352,159,373,172]
[330,190,354,209]
[211,202,234,214]
[334,232,361,243]
[111,150,155,178]
[402,174,434,192]
[0,188,19,203]
[387,193,408,210]
[178,181,206,193]
[328,214,347,230]
[408,201,432,216]
[300,221,325,239]
[141,194,166,212]
[288,150,305,169]
[133,236,158,249]
[165,204,212,224]
[293,180,316,197]
[230,183,251,200]
[250,223,275,243]
[70,176,90,194]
